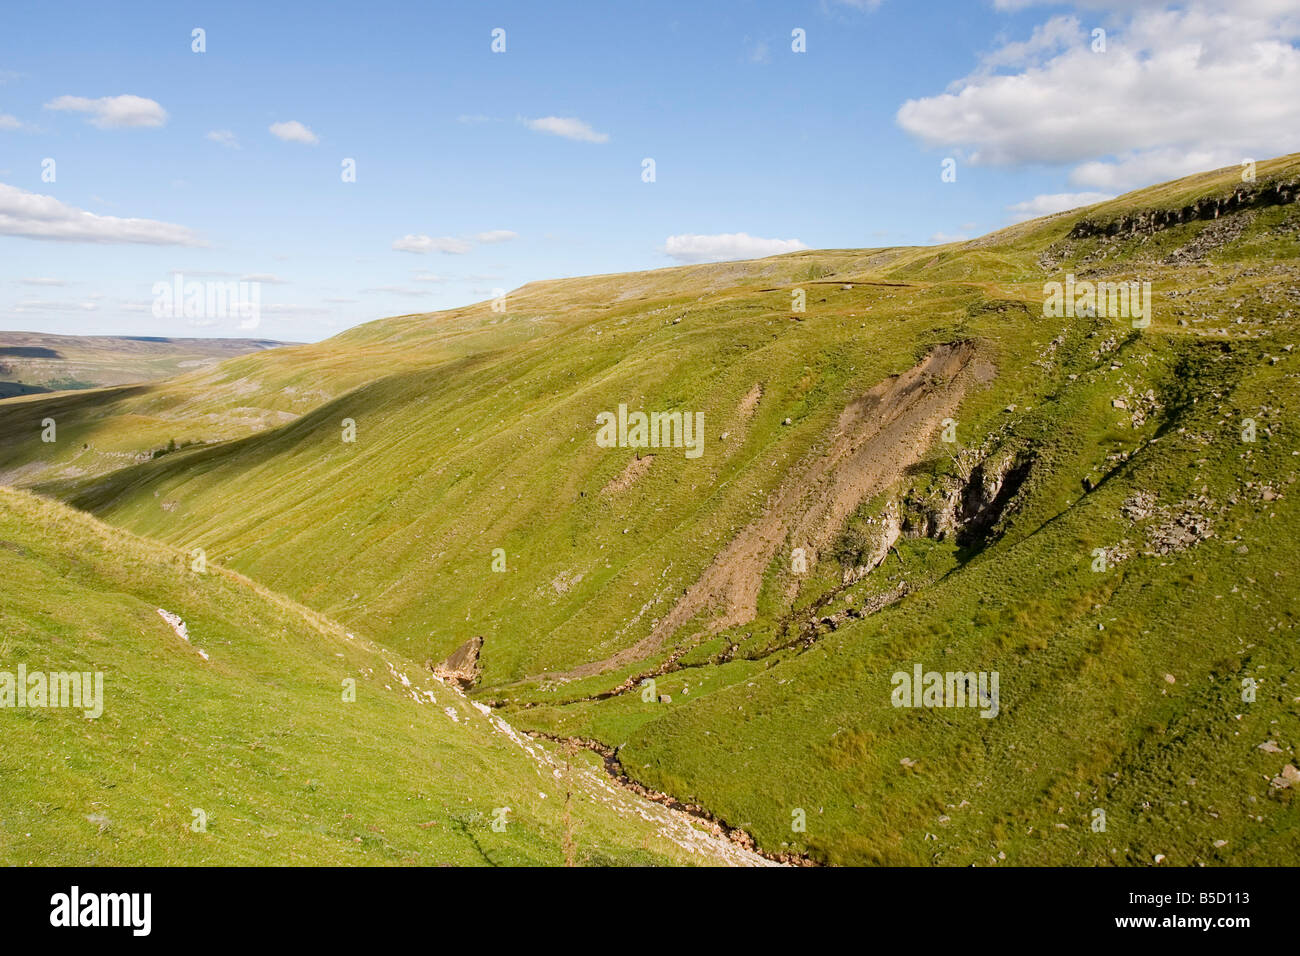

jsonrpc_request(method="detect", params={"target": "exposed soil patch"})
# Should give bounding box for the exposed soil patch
[601,453,654,495]
[428,636,483,688]
[737,383,763,419]
[551,342,994,679]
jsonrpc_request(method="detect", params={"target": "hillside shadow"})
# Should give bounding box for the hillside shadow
[48,354,497,515]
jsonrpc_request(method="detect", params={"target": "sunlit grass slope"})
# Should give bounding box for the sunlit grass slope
[2,153,1299,865]
[536,327,1300,865]
[0,487,744,866]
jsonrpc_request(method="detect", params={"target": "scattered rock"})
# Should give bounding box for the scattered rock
[551,570,585,593]
[1121,490,1158,521]
[1270,764,1300,790]
[156,608,190,642]
[1122,491,1216,555]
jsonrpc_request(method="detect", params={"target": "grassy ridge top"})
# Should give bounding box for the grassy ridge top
[3,153,1295,486]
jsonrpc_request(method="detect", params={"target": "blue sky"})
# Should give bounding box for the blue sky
[1,0,1297,341]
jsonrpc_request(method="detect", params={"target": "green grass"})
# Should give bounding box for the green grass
[615,333,1300,865]
[0,488,747,866]
[2,153,1299,865]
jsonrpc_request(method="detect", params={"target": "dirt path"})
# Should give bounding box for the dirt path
[551,342,993,680]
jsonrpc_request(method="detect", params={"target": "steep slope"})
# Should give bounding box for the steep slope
[30,276,1019,687]
[0,488,769,865]
[2,153,1299,865]
[528,325,1300,865]
[0,254,895,488]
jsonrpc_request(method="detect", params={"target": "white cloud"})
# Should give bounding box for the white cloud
[393,237,457,256]
[360,286,433,297]
[45,94,167,128]
[976,15,1083,72]
[391,234,472,254]
[269,120,319,145]
[0,182,202,245]
[1005,191,1115,223]
[663,232,809,264]
[930,223,977,242]
[0,114,24,130]
[991,0,1253,9]
[522,116,610,143]
[897,2,1300,190]
[260,304,328,316]
[206,129,240,149]
[15,299,98,312]
[17,276,69,286]
[475,230,517,243]
[240,273,288,284]
[412,272,446,282]
[1068,148,1238,191]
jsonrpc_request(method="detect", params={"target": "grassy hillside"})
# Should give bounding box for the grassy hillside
[2,153,1299,865]
[532,327,1300,865]
[0,487,767,866]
